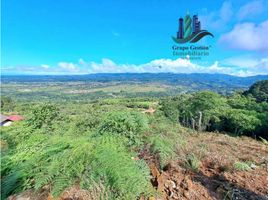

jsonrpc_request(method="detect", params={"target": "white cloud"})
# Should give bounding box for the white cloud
[221,56,268,76]
[58,62,77,71]
[237,0,264,21]
[2,57,268,77]
[89,58,196,74]
[86,58,236,75]
[79,58,86,65]
[87,57,268,77]
[41,64,50,69]
[219,20,268,51]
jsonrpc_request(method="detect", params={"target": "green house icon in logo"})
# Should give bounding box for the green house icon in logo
[172,13,214,44]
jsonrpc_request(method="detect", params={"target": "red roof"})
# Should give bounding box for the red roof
[7,115,24,121]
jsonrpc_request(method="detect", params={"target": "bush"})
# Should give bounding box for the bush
[225,109,261,135]
[1,96,15,112]
[27,104,59,130]
[98,111,149,145]
[70,113,102,135]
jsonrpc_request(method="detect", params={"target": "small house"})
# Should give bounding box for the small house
[0,114,24,126]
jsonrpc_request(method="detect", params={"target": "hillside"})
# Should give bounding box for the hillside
[1,78,268,200]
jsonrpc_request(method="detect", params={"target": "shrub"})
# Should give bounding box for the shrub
[27,104,59,130]
[98,111,149,145]
[1,96,15,112]
[69,113,102,135]
[225,109,261,135]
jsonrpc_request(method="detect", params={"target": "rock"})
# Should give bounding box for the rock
[250,163,257,169]
[164,180,176,189]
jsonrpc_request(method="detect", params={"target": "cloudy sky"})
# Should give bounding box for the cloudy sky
[2,0,268,76]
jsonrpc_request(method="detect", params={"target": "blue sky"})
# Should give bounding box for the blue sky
[2,0,268,76]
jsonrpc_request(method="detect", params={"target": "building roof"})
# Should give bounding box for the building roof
[7,115,24,121]
[0,114,9,123]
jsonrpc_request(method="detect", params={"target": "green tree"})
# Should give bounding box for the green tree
[243,80,268,102]
[160,97,180,123]
[225,109,261,135]
[186,91,228,131]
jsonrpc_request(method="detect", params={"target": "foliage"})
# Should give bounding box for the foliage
[160,89,268,138]
[160,97,180,122]
[90,136,153,199]
[224,109,261,135]
[1,80,268,200]
[69,113,102,135]
[185,154,201,172]
[146,116,185,167]
[243,80,268,102]
[1,130,152,199]
[27,104,59,130]
[98,111,149,145]
[234,162,251,171]
[1,96,15,112]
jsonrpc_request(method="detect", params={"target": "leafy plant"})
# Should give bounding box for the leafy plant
[1,131,153,199]
[185,154,201,172]
[234,162,251,171]
[27,104,59,130]
[90,136,153,199]
[98,111,149,145]
[146,118,185,168]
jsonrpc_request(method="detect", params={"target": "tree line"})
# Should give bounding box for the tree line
[160,80,268,138]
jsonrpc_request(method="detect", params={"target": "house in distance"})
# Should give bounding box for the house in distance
[0,114,24,126]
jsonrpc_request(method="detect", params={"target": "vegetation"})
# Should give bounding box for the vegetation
[2,74,267,102]
[234,162,251,171]
[1,96,15,112]
[160,81,268,138]
[185,154,201,172]
[243,80,268,102]
[1,78,268,199]
[98,111,149,146]
[1,109,154,199]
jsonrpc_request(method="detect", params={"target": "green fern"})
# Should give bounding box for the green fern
[1,131,153,199]
[90,136,153,199]
[98,111,149,146]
